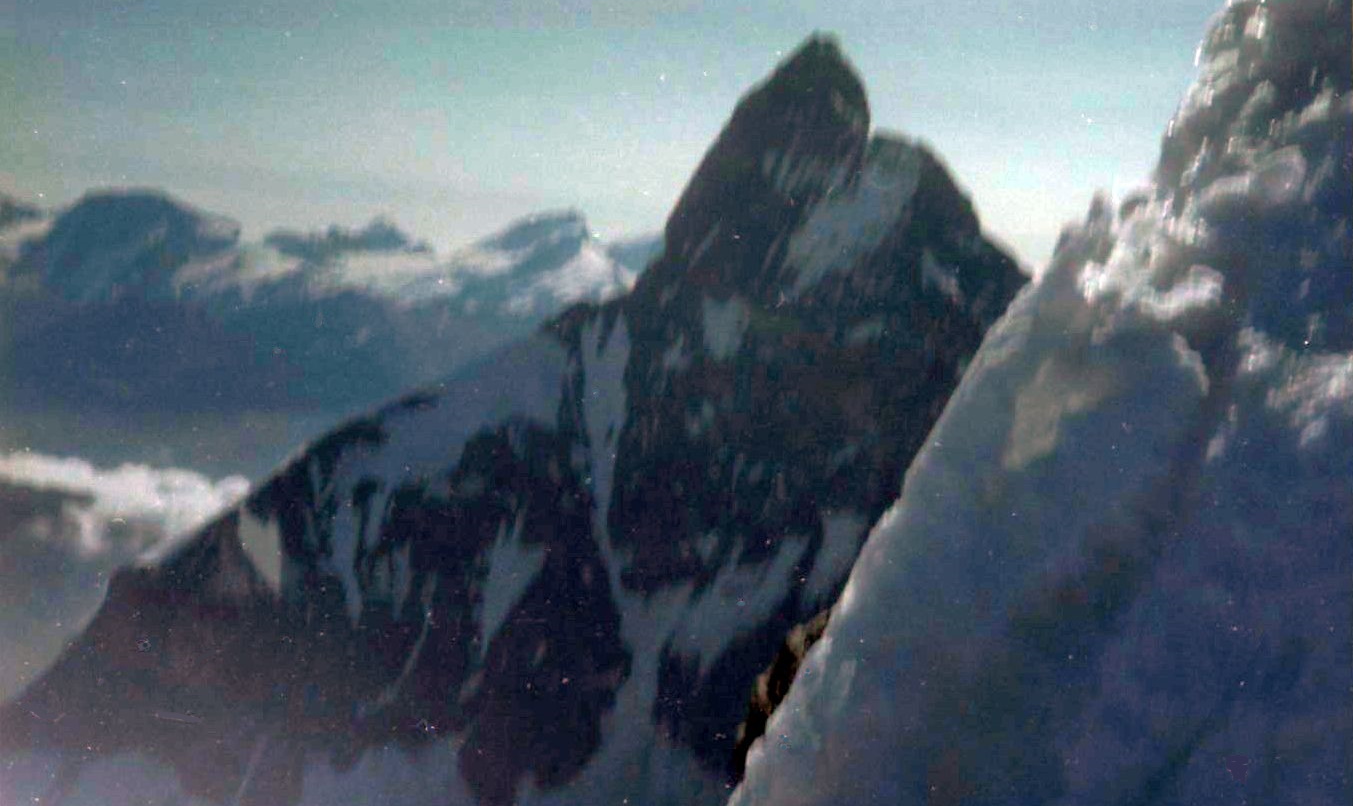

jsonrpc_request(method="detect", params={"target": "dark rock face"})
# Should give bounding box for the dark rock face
[731,607,830,778]
[2,519,292,801]
[648,35,869,303]
[608,39,1021,774]
[0,36,1024,805]
[0,479,121,696]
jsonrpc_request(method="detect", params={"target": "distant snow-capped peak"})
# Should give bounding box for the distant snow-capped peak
[7,190,239,302]
[311,209,642,314]
[3,190,656,313]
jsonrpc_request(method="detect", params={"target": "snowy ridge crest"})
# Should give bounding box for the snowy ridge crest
[733,1,1352,803]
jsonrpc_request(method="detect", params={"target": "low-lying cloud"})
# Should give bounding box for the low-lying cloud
[0,451,247,702]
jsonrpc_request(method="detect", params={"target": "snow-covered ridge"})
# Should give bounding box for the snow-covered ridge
[1,192,654,444]
[184,208,641,312]
[480,209,589,252]
[733,1,1351,803]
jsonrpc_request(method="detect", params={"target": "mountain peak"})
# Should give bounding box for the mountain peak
[643,34,872,303]
[760,33,868,129]
[483,208,590,252]
[12,189,240,301]
[438,208,631,316]
[0,25,1028,805]
[263,216,429,262]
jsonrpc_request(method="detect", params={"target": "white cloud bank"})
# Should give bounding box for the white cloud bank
[0,452,248,702]
[0,451,248,555]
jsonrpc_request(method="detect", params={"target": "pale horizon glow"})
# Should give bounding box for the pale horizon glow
[4,0,1221,268]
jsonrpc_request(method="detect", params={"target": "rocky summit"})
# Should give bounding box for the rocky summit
[0,35,1023,806]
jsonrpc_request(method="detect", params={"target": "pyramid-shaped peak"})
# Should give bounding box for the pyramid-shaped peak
[643,31,873,302]
[755,33,869,129]
[778,34,852,80]
[484,208,590,251]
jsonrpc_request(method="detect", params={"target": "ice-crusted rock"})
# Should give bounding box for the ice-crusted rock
[0,35,1023,806]
[732,2,1352,804]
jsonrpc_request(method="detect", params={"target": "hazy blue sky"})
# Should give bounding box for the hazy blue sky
[4,0,1221,267]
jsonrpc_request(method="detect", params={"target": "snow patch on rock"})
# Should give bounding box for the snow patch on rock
[478,511,544,650]
[702,295,751,360]
[802,510,869,605]
[786,139,920,298]
[237,505,284,592]
[285,335,568,624]
[844,318,885,346]
[921,248,962,304]
[669,533,810,677]
[580,313,631,533]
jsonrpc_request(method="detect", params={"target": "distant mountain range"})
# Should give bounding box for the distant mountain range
[0,193,659,477]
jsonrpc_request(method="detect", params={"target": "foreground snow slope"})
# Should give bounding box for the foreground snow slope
[733,1,1351,803]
